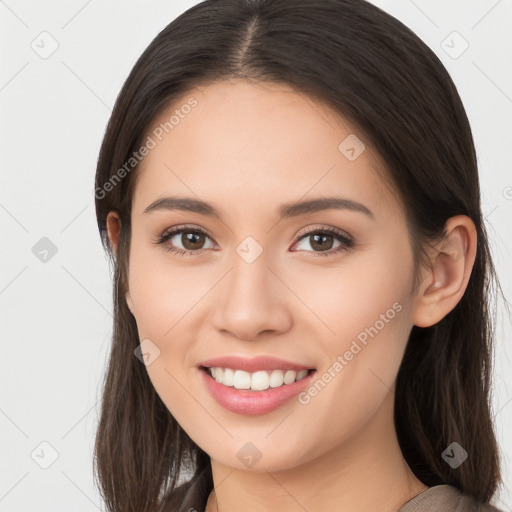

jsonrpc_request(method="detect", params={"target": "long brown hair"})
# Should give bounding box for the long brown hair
[93,1,505,510]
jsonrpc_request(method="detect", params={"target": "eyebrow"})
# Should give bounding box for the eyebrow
[143,195,374,220]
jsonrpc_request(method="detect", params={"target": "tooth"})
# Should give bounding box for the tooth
[283,370,297,385]
[223,368,235,386]
[296,369,308,381]
[208,366,311,388]
[269,370,285,388]
[215,368,224,383]
[233,370,251,389]
[251,370,270,391]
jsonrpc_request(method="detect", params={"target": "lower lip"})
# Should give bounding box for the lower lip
[198,367,317,415]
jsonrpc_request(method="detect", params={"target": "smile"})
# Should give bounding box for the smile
[198,366,318,415]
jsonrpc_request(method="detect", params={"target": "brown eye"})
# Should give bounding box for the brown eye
[292,227,354,257]
[308,233,335,251]
[180,231,207,250]
[154,226,215,256]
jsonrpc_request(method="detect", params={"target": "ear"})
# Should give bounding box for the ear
[412,215,477,328]
[106,211,134,315]
[106,211,121,257]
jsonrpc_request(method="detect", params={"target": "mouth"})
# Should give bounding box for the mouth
[198,364,318,415]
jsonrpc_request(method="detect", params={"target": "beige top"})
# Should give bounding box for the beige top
[398,485,503,512]
[176,478,504,512]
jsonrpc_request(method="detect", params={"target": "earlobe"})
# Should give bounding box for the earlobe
[126,291,134,315]
[412,216,477,328]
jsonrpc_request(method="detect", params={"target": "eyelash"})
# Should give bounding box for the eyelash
[152,225,355,258]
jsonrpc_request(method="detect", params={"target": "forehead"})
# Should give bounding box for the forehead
[132,78,401,221]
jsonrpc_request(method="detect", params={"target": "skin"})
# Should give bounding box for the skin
[106,78,477,512]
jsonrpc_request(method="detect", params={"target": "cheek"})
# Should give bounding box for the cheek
[290,240,415,408]
[287,245,414,346]
[127,242,212,334]
[127,252,202,424]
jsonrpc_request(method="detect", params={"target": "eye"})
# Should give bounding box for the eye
[291,226,354,257]
[153,225,216,256]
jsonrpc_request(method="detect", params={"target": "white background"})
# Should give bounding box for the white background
[0,0,510,510]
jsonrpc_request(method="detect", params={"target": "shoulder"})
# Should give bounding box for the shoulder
[398,485,504,512]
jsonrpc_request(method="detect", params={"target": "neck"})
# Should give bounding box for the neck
[205,392,427,512]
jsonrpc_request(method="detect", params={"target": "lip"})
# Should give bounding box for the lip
[198,366,318,416]
[198,355,314,373]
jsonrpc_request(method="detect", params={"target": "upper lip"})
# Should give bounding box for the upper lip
[198,355,315,373]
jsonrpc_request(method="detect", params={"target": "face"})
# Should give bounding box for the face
[121,78,419,471]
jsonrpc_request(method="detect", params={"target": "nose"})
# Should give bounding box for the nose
[211,251,293,341]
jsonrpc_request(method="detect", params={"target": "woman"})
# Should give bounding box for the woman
[93,1,506,510]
